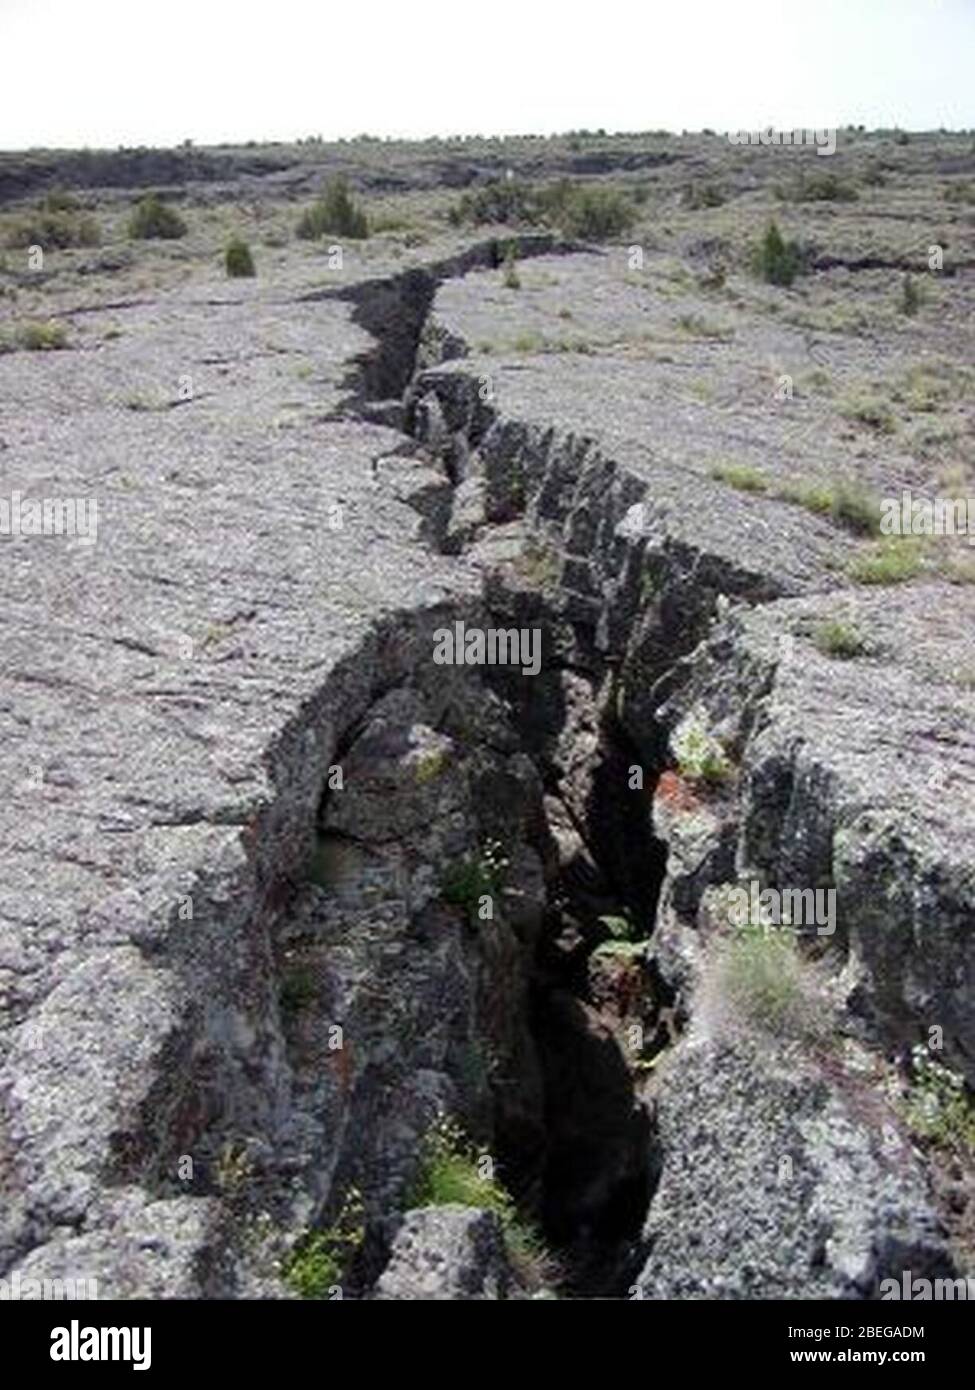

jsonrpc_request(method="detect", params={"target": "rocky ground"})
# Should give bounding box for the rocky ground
[1,128,973,1299]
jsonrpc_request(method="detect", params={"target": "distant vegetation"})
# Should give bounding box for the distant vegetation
[778,170,859,203]
[681,181,726,210]
[4,190,100,249]
[449,177,636,241]
[296,176,369,240]
[128,194,187,240]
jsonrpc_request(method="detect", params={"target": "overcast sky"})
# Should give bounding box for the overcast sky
[2,0,972,150]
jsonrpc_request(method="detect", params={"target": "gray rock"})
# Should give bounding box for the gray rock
[374,1205,512,1300]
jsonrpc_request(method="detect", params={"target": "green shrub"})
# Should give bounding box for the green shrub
[441,839,508,917]
[672,714,731,785]
[128,194,187,240]
[789,171,859,203]
[838,392,898,435]
[721,921,808,1034]
[296,177,368,240]
[681,181,726,210]
[225,236,255,278]
[280,963,316,1016]
[551,183,636,239]
[812,620,867,659]
[849,536,924,585]
[829,479,882,535]
[282,1189,364,1298]
[449,179,541,228]
[41,188,81,213]
[502,243,521,289]
[710,461,768,493]
[4,208,100,250]
[901,1045,975,1155]
[450,177,635,242]
[755,220,802,287]
[409,1116,553,1290]
[0,319,68,352]
[776,478,834,514]
[900,274,921,317]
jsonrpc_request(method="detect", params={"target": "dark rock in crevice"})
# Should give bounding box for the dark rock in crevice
[302,235,568,408]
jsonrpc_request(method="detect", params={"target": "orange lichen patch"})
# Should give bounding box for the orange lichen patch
[654,770,702,813]
[328,1037,354,1097]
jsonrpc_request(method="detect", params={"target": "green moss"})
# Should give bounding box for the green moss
[414,746,449,784]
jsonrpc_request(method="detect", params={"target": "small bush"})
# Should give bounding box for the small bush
[449,179,540,228]
[849,536,924,585]
[409,1116,554,1291]
[282,1189,364,1298]
[501,244,521,289]
[296,177,368,240]
[839,392,898,435]
[777,478,834,514]
[672,713,731,785]
[681,181,726,210]
[225,236,255,278]
[41,188,81,213]
[721,921,807,1034]
[789,171,859,203]
[901,1045,975,1155]
[829,479,882,535]
[710,461,768,493]
[900,274,921,317]
[0,319,68,352]
[450,177,635,242]
[755,220,802,287]
[4,208,100,250]
[280,963,316,1016]
[441,839,508,917]
[128,194,187,240]
[813,620,866,659]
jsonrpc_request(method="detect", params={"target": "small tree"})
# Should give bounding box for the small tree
[225,237,255,278]
[296,177,368,240]
[756,220,801,287]
[901,273,920,316]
